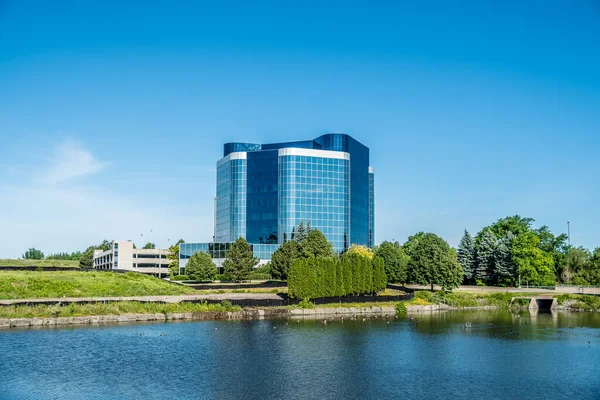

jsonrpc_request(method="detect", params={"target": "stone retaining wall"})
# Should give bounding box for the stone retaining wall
[0,306,398,329]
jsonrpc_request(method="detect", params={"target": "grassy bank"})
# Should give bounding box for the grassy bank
[0,259,80,268]
[401,291,545,309]
[0,300,241,319]
[0,271,198,299]
[557,294,600,311]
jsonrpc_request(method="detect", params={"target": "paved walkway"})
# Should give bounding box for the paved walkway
[404,284,600,295]
[0,293,285,306]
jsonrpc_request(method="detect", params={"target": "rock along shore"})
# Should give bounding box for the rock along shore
[0,304,510,329]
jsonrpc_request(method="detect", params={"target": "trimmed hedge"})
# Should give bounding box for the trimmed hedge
[288,254,387,299]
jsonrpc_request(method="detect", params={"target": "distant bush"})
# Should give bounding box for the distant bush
[246,273,272,280]
[171,275,190,281]
[414,291,433,302]
[395,302,407,314]
[214,274,232,281]
[297,298,315,309]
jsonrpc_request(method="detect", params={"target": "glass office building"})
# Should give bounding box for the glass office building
[179,133,374,272]
[215,133,373,253]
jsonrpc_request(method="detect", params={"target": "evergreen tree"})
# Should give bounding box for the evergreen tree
[185,251,218,281]
[295,222,307,242]
[476,229,497,283]
[457,230,476,283]
[222,237,258,280]
[492,234,514,286]
[270,240,301,280]
[302,229,335,258]
[306,221,312,235]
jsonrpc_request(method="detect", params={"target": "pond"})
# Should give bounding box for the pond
[1,310,599,399]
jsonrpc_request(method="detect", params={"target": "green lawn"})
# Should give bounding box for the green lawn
[0,271,198,299]
[0,300,240,319]
[0,259,80,268]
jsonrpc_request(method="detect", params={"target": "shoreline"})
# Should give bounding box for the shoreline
[0,304,519,329]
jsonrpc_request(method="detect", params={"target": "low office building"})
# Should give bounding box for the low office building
[93,240,170,277]
[178,242,276,274]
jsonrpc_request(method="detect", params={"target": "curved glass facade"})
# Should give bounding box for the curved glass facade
[213,133,374,257]
[279,151,350,252]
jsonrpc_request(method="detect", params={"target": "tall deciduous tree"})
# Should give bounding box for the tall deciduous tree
[223,237,258,280]
[512,231,555,286]
[374,241,408,284]
[270,240,301,280]
[22,248,44,260]
[406,233,463,291]
[185,251,217,281]
[457,230,476,283]
[167,239,185,275]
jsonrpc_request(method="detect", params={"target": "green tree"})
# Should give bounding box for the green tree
[372,256,387,293]
[512,231,555,286]
[98,240,112,251]
[222,237,258,280]
[492,233,514,286]
[562,246,591,284]
[457,230,476,283]
[22,248,44,260]
[185,251,218,281]
[580,248,600,286]
[142,242,156,249]
[488,215,535,238]
[403,231,425,258]
[374,241,408,283]
[79,246,96,270]
[302,229,335,258]
[406,233,463,291]
[270,240,301,280]
[295,222,308,242]
[476,229,497,283]
[167,239,185,276]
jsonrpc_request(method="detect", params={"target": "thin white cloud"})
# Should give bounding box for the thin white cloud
[41,140,108,184]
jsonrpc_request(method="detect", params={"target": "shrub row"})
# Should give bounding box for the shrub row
[288,254,386,299]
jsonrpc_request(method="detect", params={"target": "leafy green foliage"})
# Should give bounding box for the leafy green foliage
[298,297,315,309]
[374,241,408,283]
[406,233,463,290]
[395,302,407,314]
[167,239,185,275]
[288,253,387,299]
[185,251,218,281]
[512,231,555,286]
[222,237,258,281]
[45,251,82,261]
[22,248,44,260]
[142,242,156,249]
[78,240,113,270]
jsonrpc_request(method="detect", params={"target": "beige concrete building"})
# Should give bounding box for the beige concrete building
[93,240,170,277]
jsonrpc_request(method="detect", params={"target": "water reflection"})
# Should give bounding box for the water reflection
[0,311,599,400]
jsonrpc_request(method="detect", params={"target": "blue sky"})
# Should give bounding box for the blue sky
[1,1,599,257]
